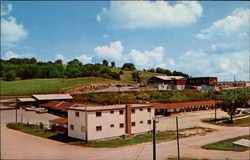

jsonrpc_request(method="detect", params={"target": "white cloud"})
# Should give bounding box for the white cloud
[97,1,203,29]
[196,8,249,39]
[127,47,165,67]
[1,3,12,16]
[94,41,123,61]
[174,50,249,81]
[1,16,28,44]
[77,55,92,64]
[55,53,65,61]
[3,51,19,59]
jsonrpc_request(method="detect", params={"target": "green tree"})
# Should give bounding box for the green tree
[111,61,116,68]
[122,63,136,70]
[131,71,142,83]
[103,59,109,66]
[218,88,250,123]
[2,70,16,81]
[17,64,39,79]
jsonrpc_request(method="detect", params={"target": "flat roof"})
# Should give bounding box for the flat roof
[68,104,153,111]
[32,94,73,101]
[154,76,185,80]
[17,98,37,102]
[150,101,216,110]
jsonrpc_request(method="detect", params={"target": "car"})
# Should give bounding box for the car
[25,106,37,111]
[36,108,48,114]
[242,109,250,115]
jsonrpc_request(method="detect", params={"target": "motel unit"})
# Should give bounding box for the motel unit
[152,100,216,116]
[67,104,154,141]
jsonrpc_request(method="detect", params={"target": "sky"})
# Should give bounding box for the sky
[1,1,249,81]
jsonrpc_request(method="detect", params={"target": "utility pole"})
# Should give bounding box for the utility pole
[15,96,18,123]
[176,117,180,160]
[153,118,156,160]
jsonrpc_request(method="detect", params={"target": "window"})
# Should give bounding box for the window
[96,112,102,117]
[147,108,151,112]
[131,109,135,113]
[75,112,79,117]
[140,108,143,111]
[119,123,124,128]
[110,124,114,128]
[96,126,102,131]
[131,122,136,127]
[70,124,74,130]
[119,110,124,115]
[140,121,143,124]
[110,110,114,114]
[147,120,151,124]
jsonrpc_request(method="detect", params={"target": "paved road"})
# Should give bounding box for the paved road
[1,109,249,160]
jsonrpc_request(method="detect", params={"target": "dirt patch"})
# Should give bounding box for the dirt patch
[64,82,115,94]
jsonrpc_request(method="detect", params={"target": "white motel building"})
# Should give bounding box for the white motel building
[67,104,155,141]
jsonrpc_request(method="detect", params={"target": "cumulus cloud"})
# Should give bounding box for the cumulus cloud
[1,3,12,16]
[3,51,19,59]
[94,41,123,61]
[97,1,203,29]
[174,50,249,81]
[127,47,165,67]
[196,8,249,39]
[77,55,92,64]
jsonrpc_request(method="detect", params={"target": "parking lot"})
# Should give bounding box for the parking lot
[0,109,59,127]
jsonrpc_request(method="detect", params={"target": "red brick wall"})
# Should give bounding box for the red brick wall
[125,104,131,135]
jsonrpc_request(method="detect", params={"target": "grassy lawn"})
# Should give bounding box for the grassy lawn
[202,116,250,127]
[0,77,117,96]
[7,123,214,148]
[202,135,250,151]
[1,69,161,96]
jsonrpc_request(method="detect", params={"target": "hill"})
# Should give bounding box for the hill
[0,69,161,96]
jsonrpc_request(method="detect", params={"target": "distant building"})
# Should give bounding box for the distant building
[67,104,154,141]
[32,94,73,106]
[148,76,186,90]
[218,81,250,88]
[151,101,216,116]
[50,117,68,134]
[186,77,217,91]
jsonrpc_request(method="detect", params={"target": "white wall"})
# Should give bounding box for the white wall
[68,110,86,140]
[87,110,126,140]
[131,108,154,134]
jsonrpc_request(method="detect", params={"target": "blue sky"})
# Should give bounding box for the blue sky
[1,1,249,81]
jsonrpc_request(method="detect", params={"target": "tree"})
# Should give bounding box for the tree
[131,71,142,83]
[17,64,39,79]
[103,59,109,67]
[111,61,116,68]
[2,70,16,81]
[218,88,250,123]
[122,63,136,70]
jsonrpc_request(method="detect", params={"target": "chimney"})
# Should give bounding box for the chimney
[125,104,132,135]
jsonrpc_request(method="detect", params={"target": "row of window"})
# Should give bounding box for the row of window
[74,108,152,117]
[69,120,152,132]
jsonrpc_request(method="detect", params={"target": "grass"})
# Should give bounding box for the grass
[7,123,214,148]
[202,116,250,127]
[0,77,117,96]
[202,135,250,151]
[0,69,161,96]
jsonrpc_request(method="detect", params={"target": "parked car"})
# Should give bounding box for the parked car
[242,109,250,115]
[36,108,48,114]
[25,106,37,111]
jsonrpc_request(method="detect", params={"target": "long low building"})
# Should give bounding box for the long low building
[67,104,154,141]
[151,100,216,116]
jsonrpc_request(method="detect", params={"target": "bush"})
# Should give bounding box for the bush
[2,70,16,81]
